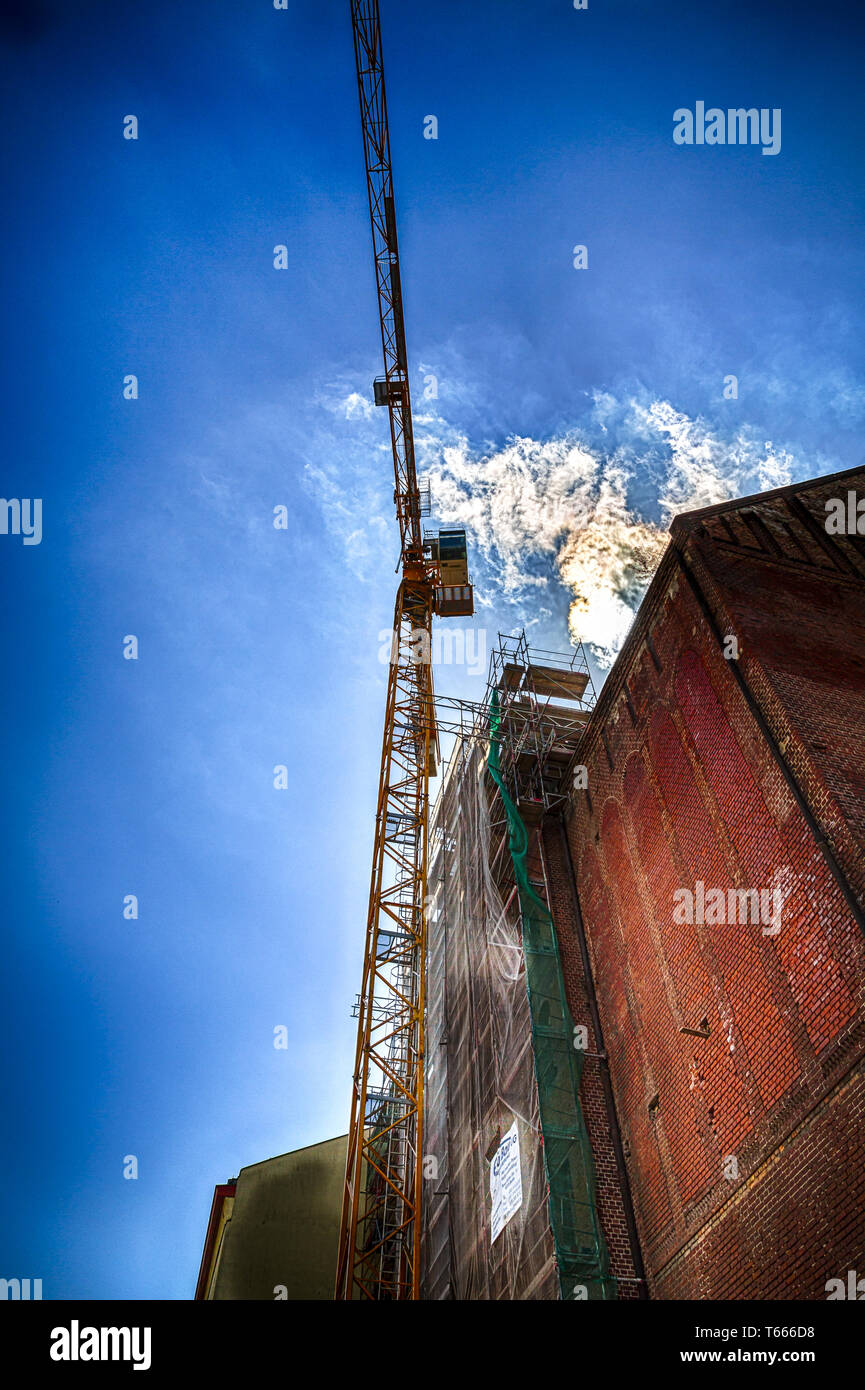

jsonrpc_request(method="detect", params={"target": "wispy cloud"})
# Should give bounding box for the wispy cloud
[304,378,842,670]
[417,391,801,667]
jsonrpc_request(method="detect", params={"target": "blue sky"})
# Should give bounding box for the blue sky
[1,0,863,1299]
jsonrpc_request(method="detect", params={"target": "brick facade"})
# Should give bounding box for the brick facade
[547,466,865,1300]
[537,826,646,1298]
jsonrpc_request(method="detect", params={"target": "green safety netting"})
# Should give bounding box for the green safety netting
[488,690,615,1301]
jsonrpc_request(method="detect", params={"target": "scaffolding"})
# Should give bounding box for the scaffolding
[422,634,614,1299]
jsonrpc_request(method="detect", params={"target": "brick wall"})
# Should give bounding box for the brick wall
[537,826,645,1299]
[551,470,865,1300]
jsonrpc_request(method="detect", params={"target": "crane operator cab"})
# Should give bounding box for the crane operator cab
[428,528,474,617]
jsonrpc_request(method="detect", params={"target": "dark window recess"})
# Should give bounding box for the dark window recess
[601,728,614,772]
[624,684,638,727]
[739,511,766,550]
[780,520,811,563]
[751,512,783,556]
[645,633,662,673]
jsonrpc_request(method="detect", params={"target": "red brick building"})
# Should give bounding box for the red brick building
[548,463,865,1299]
[424,463,865,1300]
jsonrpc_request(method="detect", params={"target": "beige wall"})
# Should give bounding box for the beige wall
[210,1135,346,1300]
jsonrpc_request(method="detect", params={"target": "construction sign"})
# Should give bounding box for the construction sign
[490,1122,523,1244]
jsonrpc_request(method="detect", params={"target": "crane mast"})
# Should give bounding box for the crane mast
[336,0,472,1300]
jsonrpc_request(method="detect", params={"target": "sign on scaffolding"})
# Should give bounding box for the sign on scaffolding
[490,1121,523,1244]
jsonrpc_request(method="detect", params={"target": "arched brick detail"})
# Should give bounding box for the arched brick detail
[600,798,710,1216]
[622,749,752,1158]
[578,844,672,1239]
[675,648,855,1057]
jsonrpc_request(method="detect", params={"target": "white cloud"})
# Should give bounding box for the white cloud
[341,391,374,421]
[303,371,812,669]
[420,394,798,668]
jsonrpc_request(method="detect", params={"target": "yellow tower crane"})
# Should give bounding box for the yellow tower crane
[335,0,473,1301]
